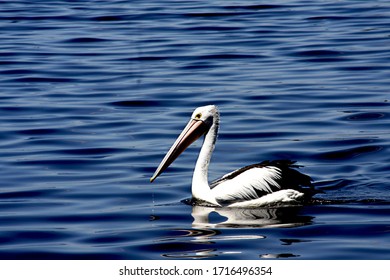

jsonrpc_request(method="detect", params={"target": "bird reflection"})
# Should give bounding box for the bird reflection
[153,204,313,259]
[191,204,313,228]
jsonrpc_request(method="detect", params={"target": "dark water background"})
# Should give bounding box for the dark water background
[0,0,389,259]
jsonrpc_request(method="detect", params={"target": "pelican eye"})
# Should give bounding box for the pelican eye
[195,113,202,119]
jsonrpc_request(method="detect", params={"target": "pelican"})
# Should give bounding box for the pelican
[150,105,314,208]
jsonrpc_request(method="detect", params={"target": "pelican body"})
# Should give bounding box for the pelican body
[150,105,314,208]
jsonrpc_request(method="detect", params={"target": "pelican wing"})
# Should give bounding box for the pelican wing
[210,160,313,203]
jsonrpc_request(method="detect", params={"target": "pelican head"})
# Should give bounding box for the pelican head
[150,105,219,183]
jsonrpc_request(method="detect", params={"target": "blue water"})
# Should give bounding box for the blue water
[0,0,389,260]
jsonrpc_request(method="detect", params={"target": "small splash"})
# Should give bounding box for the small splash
[149,215,160,221]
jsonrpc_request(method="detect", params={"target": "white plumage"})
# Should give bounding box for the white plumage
[151,105,314,208]
[212,166,282,201]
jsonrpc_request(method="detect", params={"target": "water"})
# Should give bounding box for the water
[0,0,389,260]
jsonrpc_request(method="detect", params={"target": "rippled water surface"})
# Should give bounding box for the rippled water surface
[0,0,389,259]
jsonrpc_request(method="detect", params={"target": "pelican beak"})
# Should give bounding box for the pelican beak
[150,118,209,183]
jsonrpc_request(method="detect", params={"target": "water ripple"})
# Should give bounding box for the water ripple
[0,0,389,260]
